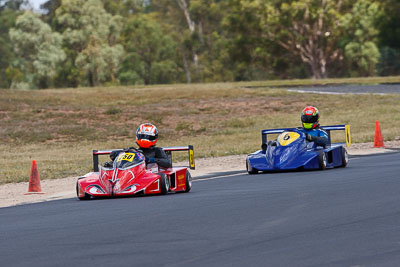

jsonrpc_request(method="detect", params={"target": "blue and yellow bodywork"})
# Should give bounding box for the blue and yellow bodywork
[246,125,351,174]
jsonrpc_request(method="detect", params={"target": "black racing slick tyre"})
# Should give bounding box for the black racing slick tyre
[159,173,169,195]
[318,151,327,170]
[341,147,348,167]
[185,170,192,193]
[246,160,258,174]
[76,182,90,200]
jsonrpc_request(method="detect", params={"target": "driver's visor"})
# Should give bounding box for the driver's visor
[137,134,157,141]
[301,114,318,123]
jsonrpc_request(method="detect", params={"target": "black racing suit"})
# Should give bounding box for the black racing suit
[110,146,172,169]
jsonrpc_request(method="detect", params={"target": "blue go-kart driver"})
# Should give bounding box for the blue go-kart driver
[299,106,328,147]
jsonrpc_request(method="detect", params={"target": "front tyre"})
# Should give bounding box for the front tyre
[318,151,327,170]
[185,170,192,193]
[159,173,169,195]
[246,160,258,174]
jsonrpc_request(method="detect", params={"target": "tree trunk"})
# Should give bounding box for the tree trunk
[181,47,191,83]
[176,0,199,81]
[310,61,323,79]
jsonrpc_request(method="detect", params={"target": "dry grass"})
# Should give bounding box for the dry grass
[1,76,400,183]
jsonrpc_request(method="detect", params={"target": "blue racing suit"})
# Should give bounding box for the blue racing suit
[298,127,329,147]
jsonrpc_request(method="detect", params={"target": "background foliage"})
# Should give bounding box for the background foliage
[0,0,399,89]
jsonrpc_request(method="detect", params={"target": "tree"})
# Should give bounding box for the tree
[0,0,27,11]
[187,0,235,82]
[55,0,124,86]
[0,0,27,88]
[150,0,196,83]
[342,0,381,76]
[8,11,65,89]
[40,0,62,26]
[119,14,180,85]
[227,0,384,79]
[261,0,347,79]
[376,0,400,76]
[101,0,147,16]
[151,0,234,83]
[223,0,276,80]
[0,10,16,88]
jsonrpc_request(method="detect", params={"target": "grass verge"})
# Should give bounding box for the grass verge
[1,76,400,183]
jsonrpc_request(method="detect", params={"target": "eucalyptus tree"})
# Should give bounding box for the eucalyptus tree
[0,0,27,88]
[376,0,400,76]
[229,0,382,79]
[0,0,27,11]
[8,11,65,89]
[119,14,180,85]
[55,0,124,86]
[342,0,382,76]
[151,0,233,83]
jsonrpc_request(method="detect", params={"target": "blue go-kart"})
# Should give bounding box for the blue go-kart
[246,125,351,174]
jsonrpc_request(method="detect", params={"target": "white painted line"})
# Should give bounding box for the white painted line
[193,172,246,182]
[287,89,388,96]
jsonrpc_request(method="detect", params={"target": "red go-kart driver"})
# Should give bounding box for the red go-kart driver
[299,106,329,147]
[110,123,172,168]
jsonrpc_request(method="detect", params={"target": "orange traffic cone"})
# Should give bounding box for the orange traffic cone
[374,120,385,148]
[25,160,44,195]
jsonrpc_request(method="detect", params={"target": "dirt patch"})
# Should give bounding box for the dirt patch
[1,141,399,208]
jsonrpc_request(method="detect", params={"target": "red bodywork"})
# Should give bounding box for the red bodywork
[76,146,194,200]
[77,166,189,198]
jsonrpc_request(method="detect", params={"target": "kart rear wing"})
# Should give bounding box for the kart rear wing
[320,125,351,147]
[261,124,351,147]
[163,146,195,170]
[92,145,195,172]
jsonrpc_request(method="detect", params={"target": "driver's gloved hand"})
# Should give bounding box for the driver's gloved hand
[104,161,113,168]
[268,140,277,146]
[305,133,314,142]
[145,157,156,164]
[110,150,119,161]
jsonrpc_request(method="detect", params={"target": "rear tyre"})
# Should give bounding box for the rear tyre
[318,151,327,170]
[185,170,192,193]
[159,173,169,195]
[76,182,90,200]
[341,147,348,167]
[246,160,258,174]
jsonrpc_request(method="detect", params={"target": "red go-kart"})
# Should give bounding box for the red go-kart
[76,146,195,200]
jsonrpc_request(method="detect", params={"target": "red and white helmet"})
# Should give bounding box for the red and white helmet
[136,123,158,148]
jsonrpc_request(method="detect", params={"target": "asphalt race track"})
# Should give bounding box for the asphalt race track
[1,153,400,267]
